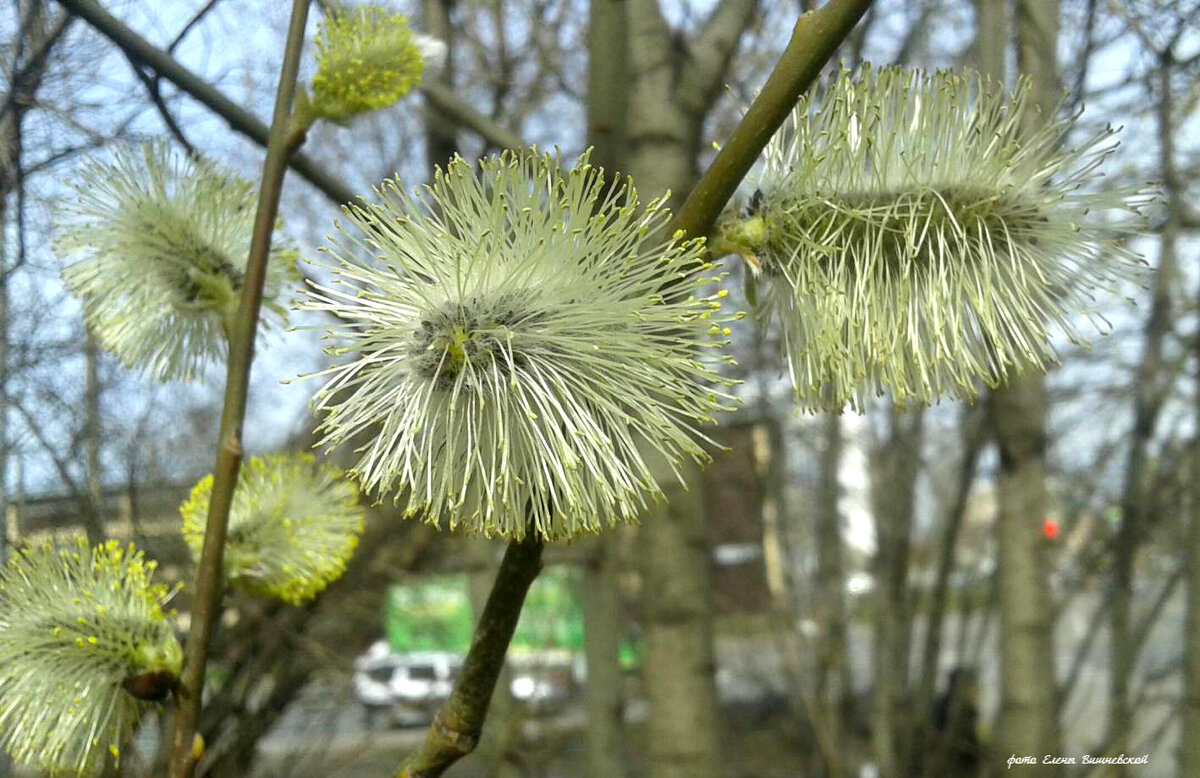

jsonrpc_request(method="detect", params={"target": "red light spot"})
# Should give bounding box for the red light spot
[1042,518,1061,541]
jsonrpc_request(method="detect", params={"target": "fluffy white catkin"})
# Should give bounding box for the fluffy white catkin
[58,142,296,382]
[298,149,740,540]
[717,65,1151,412]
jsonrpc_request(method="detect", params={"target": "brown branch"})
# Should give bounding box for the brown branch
[21,137,106,176]
[0,11,74,123]
[168,0,221,53]
[667,0,874,242]
[395,539,545,778]
[55,0,355,206]
[165,1,312,775]
[124,54,197,154]
[58,0,527,208]
[680,0,760,111]
[419,82,526,152]
[9,398,106,542]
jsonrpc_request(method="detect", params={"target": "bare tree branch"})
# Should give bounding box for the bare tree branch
[56,0,356,204]
[57,0,527,211]
[10,398,106,542]
[669,0,874,241]
[124,55,197,154]
[420,82,526,152]
[168,0,221,54]
[0,10,73,123]
[680,0,760,111]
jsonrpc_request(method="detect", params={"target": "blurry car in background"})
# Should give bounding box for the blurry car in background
[508,650,578,713]
[353,643,461,728]
[353,641,578,728]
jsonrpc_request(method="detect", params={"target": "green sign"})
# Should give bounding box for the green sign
[385,568,584,655]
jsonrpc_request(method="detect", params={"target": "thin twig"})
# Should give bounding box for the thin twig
[57,0,529,207]
[0,12,74,124]
[165,1,311,776]
[168,0,221,54]
[56,0,354,206]
[9,399,106,542]
[667,0,873,241]
[420,82,526,153]
[395,539,545,778]
[123,54,197,154]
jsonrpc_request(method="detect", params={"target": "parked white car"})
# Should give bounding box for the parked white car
[352,642,577,727]
[353,642,462,728]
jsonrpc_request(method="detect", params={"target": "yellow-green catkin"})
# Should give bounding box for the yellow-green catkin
[308,4,425,123]
[0,539,181,776]
[181,454,365,605]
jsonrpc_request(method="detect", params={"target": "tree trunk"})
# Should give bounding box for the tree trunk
[1166,35,1200,778]
[870,405,923,778]
[814,411,851,778]
[912,405,984,777]
[586,0,628,174]
[421,0,458,170]
[624,1,758,774]
[972,0,1006,84]
[580,2,630,774]
[1185,364,1200,778]
[638,461,721,778]
[991,374,1060,772]
[583,535,624,778]
[85,334,104,539]
[987,2,1064,773]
